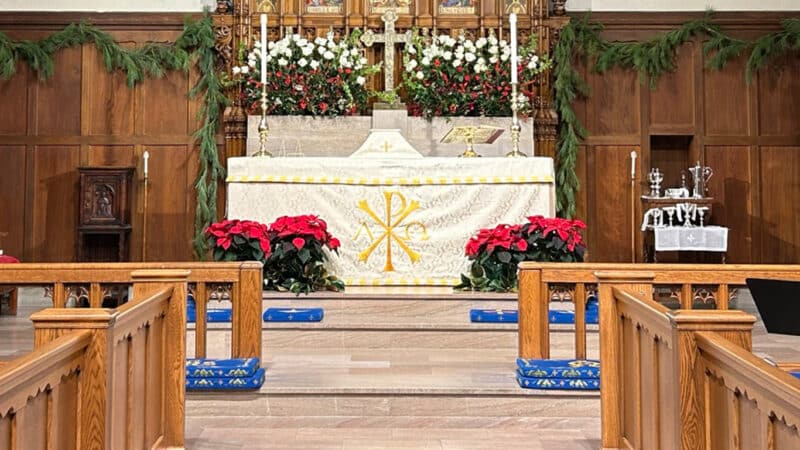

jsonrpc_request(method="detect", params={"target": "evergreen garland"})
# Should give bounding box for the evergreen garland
[553,14,800,218]
[0,12,225,258]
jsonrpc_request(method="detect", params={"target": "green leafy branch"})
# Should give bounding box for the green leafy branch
[0,11,226,258]
[553,14,800,218]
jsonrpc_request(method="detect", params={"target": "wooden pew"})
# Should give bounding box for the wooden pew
[518,262,800,360]
[597,272,800,450]
[0,261,263,361]
[0,269,188,450]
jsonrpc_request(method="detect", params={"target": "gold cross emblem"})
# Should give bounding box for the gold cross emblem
[354,191,428,272]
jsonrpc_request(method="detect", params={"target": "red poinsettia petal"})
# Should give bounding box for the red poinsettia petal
[328,237,340,250]
[292,237,306,250]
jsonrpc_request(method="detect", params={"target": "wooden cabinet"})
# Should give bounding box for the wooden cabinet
[77,167,134,262]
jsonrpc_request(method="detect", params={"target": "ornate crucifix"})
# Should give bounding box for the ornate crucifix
[360,9,412,91]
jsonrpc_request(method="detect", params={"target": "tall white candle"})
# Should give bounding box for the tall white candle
[143,150,150,178]
[509,13,518,85]
[260,14,267,85]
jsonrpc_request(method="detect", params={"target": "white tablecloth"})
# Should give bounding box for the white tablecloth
[227,157,556,286]
[654,226,729,252]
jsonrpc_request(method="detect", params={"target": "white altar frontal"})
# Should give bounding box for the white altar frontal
[226,156,556,286]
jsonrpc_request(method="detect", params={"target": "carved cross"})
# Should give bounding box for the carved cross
[360,9,411,91]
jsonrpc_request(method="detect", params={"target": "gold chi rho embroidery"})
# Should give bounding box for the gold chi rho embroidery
[354,191,428,272]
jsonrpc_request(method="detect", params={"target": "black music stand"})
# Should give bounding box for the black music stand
[746,278,800,336]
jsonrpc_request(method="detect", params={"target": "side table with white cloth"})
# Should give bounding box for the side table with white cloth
[654,226,729,263]
[226,156,556,286]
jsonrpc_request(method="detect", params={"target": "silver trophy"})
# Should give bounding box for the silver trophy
[687,162,713,198]
[648,168,664,197]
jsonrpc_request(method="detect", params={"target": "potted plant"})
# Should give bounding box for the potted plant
[264,215,344,294]
[456,216,586,292]
[205,219,271,262]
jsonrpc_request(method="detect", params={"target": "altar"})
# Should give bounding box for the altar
[226,157,555,286]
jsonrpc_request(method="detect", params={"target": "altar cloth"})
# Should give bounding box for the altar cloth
[227,157,555,286]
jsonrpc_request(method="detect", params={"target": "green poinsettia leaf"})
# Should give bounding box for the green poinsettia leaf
[497,251,512,263]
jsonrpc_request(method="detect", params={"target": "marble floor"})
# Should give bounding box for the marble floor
[3,288,799,449]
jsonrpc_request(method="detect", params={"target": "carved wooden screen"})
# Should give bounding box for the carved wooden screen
[213,0,567,158]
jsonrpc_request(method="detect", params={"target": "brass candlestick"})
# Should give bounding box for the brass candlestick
[460,129,481,158]
[506,81,527,157]
[252,89,272,157]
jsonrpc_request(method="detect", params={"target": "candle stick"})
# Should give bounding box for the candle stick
[260,14,267,85]
[143,150,150,179]
[509,13,518,85]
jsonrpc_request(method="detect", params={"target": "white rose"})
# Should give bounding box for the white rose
[356,75,366,85]
[240,66,249,74]
[318,46,326,55]
[532,55,539,63]
[421,57,430,66]
[323,51,335,60]
[488,35,498,45]
[267,41,275,50]
[489,56,498,64]
[452,59,462,68]
[327,40,336,49]
[464,53,476,62]
[248,59,257,68]
[500,54,508,62]
[489,45,499,55]
[408,46,417,54]
[360,57,368,66]
[302,46,313,56]
[475,37,487,48]
[310,60,320,70]
[283,49,292,58]
[292,34,300,41]
[232,66,241,75]
[298,38,308,46]
[500,39,508,47]
[278,58,288,66]
[254,41,262,48]
[298,58,308,67]
[406,59,418,72]
[443,51,452,60]
[415,71,424,80]
[315,37,326,45]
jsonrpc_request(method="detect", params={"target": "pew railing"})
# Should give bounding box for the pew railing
[0,262,262,361]
[597,272,800,450]
[0,269,189,450]
[518,262,800,360]
[0,331,92,450]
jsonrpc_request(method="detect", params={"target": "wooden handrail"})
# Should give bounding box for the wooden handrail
[518,263,800,359]
[0,331,92,416]
[696,331,800,431]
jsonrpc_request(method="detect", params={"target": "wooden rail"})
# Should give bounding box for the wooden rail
[518,262,800,360]
[0,261,263,361]
[598,272,800,450]
[0,269,189,450]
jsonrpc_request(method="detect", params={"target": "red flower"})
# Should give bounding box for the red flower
[319,102,328,113]
[329,237,341,250]
[292,237,306,250]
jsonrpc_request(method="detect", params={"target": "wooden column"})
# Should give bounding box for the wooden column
[669,309,755,450]
[518,267,548,359]
[231,261,263,360]
[595,271,655,450]
[130,269,189,449]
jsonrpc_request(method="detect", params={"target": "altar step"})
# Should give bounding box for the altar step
[190,291,598,359]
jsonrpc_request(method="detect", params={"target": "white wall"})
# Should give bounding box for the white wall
[567,0,800,11]
[2,0,211,11]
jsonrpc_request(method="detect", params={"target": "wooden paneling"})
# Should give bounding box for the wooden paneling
[35,46,82,136]
[0,64,29,136]
[587,146,637,262]
[650,42,695,133]
[704,146,754,263]
[757,54,800,137]
[84,45,135,136]
[703,53,750,136]
[0,146,27,258]
[586,66,641,137]
[30,146,80,262]
[758,146,800,263]
[0,15,202,262]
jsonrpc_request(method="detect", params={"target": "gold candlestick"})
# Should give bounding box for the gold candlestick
[252,89,272,157]
[506,81,527,157]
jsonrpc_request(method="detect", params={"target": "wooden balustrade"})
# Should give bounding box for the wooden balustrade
[597,272,800,450]
[0,261,263,361]
[518,262,800,360]
[0,269,188,450]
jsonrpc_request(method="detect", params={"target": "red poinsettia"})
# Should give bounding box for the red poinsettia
[464,224,527,257]
[525,215,586,253]
[205,219,271,262]
[264,215,344,294]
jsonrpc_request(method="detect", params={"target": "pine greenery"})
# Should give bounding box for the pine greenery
[553,14,800,218]
[0,12,226,258]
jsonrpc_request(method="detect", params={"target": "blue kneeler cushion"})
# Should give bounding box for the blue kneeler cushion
[791,371,800,380]
[263,307,324,322]
[470,301,599,325]
[186,358,265,391]
[470,309,518,323]
[187,293,233,323]
[516,359,600,391]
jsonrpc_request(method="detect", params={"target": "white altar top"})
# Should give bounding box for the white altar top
[227,157,556,286]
